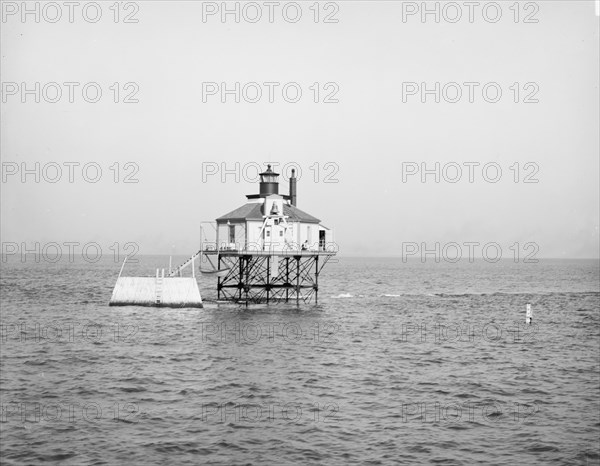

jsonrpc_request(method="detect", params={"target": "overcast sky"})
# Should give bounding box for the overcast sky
[1,1,598,258]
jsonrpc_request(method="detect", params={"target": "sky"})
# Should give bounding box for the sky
[1,1,599,258]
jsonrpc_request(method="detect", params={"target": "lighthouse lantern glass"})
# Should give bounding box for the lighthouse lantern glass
[261,173,278,183]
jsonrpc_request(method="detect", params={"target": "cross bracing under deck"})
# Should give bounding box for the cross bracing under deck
[203,250,336,304]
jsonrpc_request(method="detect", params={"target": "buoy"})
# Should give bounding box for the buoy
[526,304,532,325]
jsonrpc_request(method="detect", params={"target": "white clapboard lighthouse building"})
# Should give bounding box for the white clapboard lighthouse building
[216,165,333,252]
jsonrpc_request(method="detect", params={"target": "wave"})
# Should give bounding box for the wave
[434,291,600,298]
[363,291,600,299]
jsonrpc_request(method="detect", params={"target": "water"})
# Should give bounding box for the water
[1,257,599,465]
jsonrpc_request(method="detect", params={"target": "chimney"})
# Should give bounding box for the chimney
[289,169,297,206]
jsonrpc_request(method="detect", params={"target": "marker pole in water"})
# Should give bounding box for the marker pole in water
[526,304,532,325]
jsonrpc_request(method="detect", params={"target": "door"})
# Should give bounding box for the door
[263,227,271,251]
[319,230,326,251]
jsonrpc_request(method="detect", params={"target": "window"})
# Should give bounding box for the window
[229,225,235,244]
[279,230,283,237]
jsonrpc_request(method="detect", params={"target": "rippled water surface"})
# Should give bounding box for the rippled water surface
[1,257,599,465]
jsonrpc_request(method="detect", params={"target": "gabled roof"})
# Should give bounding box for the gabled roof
[284,204,321,223]
[217,203,321,224]
[216,203,263,222]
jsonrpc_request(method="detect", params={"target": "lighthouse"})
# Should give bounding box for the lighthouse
[109,164,335,307]
[201,164,337,304]
[215,165,333,252]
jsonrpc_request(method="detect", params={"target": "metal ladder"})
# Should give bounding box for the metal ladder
[155,269,164,304]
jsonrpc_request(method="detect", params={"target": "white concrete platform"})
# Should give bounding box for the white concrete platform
[109,277,203,308]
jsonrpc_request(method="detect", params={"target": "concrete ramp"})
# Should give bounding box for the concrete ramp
[109,277,202,308]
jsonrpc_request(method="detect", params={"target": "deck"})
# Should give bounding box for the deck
[202,248,336,257]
